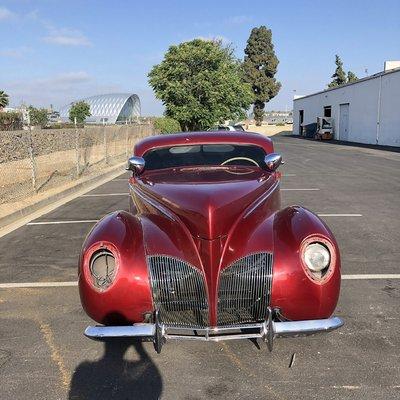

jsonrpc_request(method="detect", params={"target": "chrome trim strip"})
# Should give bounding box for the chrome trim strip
[163,323,264,333]
[163,333,263,341]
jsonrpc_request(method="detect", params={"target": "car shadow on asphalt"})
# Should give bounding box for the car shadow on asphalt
[68,339,162,400]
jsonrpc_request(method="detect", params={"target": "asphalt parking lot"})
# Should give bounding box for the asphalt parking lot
[1,134,399,400]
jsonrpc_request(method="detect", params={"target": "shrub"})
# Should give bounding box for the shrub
[154,117,181,134]
[28,106,49,128]
[44,122,74,129]
[0,111,23,130]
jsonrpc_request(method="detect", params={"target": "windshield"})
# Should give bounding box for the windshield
[143,144,266,170]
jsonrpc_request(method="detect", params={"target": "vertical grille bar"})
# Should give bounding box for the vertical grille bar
[147,255,209,327]
[217,252,273,326]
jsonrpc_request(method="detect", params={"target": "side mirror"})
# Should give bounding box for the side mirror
[264,153,283,172]
[126,156,145,175]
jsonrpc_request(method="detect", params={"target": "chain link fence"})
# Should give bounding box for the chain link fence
[0,124,154,206]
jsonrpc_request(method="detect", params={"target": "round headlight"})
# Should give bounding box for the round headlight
[303,243,330,272]
[89,249,116,290]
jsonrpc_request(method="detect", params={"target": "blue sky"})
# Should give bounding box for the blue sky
[1,0,399,115]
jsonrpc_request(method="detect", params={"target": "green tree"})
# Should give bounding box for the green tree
[328,55,347,88]
[28,106,49,127]
[347,71,358,83]
[0,90,9,110]
[69,101,91,124]
[243,26,281,126]
[154,117,181,134]
[148,39,253,131]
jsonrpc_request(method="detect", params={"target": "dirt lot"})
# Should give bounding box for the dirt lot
[246,124,292,136]
[0,135,399,399]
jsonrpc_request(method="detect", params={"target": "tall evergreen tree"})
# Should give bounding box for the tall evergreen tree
[347,71,358,83]
[243,26,281,126]
[328,55,347,88]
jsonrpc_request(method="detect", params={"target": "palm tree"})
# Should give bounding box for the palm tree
[0,90,9,111]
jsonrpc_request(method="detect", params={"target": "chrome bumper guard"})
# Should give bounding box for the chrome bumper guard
[85,314,343,354]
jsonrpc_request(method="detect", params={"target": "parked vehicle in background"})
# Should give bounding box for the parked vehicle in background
[315,117,334,140]
[232,124,245,131]
[208,124,245,131]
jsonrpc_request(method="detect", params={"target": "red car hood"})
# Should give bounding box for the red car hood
[137,167,275,239]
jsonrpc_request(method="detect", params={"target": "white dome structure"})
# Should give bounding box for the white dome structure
[59,93,141,124]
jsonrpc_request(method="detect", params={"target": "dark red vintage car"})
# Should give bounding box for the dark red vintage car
[79,131,343,353]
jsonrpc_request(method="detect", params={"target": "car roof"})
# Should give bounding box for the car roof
[134,131,274,156]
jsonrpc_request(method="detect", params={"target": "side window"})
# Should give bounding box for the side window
[324,106,332,117]
[299,110,304,135]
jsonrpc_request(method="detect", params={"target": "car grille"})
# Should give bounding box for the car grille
[147,252,273,327]
[147,255,209,327]
[217,253,273,326]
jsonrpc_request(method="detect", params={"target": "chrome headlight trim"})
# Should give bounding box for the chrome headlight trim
[300,236,336,283]
[89,248,117,291]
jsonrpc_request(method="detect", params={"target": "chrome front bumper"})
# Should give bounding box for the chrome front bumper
[84,315,343,353]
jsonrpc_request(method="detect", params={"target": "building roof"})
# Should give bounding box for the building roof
[59,93,141,124]
[294,67,400,102]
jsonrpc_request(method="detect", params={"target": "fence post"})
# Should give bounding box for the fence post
[125,124,129,158]
[27,112,37,192]
[74,117,80,177]
[103,125,108,165]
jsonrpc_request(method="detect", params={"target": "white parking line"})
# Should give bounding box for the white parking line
[281,188,319,191]
[81,193,129,197]
[0,168,125,239]
[317,214,363,217]
[0,281,78,288]
[2,274,400,289]
[342,274,400,280]
[27,220,98,226]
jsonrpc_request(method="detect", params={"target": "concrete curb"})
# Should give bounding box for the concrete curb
[0,162,126,231]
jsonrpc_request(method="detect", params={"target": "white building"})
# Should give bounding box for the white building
[293,62,400,147]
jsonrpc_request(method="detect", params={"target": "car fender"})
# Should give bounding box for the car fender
[270,206,341,320]
[79,210,204,325]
